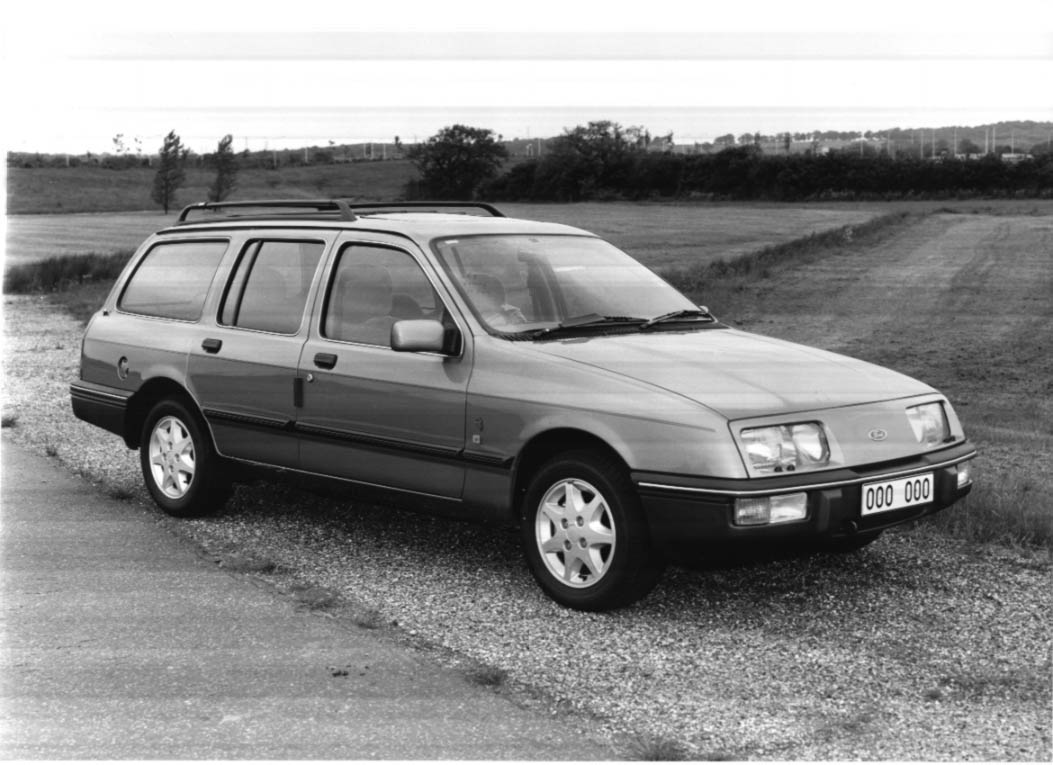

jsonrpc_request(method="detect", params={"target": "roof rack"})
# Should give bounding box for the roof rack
[345,201,505,218]
[176,199,505,224]
[176,199,356,224]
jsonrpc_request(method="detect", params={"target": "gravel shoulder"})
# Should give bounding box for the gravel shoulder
[2,294,1051,761]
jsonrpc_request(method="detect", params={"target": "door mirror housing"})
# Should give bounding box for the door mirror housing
[391,319,448,354]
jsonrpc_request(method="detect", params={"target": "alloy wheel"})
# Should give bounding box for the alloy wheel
[148,415,196,499]
[534,478,616,588]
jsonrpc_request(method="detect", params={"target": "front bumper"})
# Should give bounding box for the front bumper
[633,440,976,550]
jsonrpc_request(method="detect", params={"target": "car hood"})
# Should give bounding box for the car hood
[529,328,934,420]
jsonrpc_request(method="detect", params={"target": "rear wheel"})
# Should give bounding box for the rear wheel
[521,451,664,611]
[139,399,229,517]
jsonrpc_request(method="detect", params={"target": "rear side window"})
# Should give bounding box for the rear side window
[118,240,228,321]
[220,240,325,334]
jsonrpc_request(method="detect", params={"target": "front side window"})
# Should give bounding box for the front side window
[432,235,696,334]
[118,240,228,321]
[220,240,325,334]
[323,244,443,346]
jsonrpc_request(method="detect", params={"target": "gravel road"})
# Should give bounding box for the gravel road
[3,293,1051,760]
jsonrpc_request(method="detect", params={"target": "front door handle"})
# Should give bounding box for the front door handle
[202,338,223,354]
[314,352,337,370]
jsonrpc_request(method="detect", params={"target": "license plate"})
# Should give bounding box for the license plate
[861,473,934,516]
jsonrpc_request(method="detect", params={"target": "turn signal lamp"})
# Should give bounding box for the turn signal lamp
[734,493,808,526]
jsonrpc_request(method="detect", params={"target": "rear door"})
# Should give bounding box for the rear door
[187,233,330,467]
[296,235,470,499]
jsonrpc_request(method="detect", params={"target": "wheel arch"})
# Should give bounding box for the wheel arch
[124,378,208,449]
[510,428,631,521]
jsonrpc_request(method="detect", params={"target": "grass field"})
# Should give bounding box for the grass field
[4,161,419,215]
[9,187,1051,268]
[4,212,171,264]
[502,202,884,269]
[5,202,885,268]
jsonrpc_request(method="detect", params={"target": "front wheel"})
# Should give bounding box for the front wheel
[139,399,229,517]
[521,451,664,611]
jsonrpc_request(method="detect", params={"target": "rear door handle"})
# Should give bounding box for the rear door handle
[201,338,222,354]
[314,352,337,370]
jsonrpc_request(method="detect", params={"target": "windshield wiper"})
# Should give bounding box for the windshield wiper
[640,307,715,329]
[514,314,648,339]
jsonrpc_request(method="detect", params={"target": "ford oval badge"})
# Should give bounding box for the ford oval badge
[868,428,888,442]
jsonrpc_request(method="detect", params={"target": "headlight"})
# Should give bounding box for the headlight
[906,403,950,447]
[740,422,830,474]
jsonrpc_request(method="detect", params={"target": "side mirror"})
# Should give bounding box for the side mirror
[391,319,448,354]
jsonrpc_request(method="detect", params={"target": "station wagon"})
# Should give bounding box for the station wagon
[71,200,976,610]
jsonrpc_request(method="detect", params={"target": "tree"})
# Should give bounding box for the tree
[206,134,238,202]
[623,125,651,150]
[407,124,508,199]
[533,121,638,200]
[1029,139,1053,158]
[553,121,636,168]
[958,138,982,158]
[152,130,186,214]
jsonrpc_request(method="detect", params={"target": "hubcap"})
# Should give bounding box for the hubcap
[148,415,196,499]
[535,478,616,588]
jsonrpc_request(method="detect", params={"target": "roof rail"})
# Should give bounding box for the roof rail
[344,201,505,218]
[175,199,505,224]
[176,199,357,224]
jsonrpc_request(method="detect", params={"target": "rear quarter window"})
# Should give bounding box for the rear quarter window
[118,240,228,321]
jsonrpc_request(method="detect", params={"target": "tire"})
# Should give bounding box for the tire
[139,398,230,518]
[819,530,883,554]
[521,450,664,611]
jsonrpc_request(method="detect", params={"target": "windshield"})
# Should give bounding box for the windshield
[432,234,697,335]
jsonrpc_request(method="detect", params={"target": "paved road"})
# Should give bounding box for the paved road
[0,439,613,759]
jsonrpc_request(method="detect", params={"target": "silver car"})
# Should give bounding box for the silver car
[71,200,975,610]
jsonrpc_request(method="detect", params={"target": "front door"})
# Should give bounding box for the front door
[296,239,469,499]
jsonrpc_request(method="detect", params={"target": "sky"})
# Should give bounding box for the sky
[1,0,1051,155]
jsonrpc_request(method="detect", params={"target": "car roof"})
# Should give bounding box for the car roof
[159,204,593,243]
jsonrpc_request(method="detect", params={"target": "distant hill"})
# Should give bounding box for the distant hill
[7,120,1051,214]
[689,121,1053,157]
[862,120,1052,155]
[10,121,1052,170]
[883,121,1052,146]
